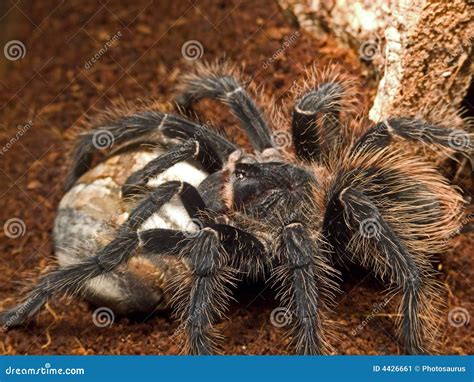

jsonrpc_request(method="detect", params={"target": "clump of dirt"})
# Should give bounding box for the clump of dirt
[0,0,471,355]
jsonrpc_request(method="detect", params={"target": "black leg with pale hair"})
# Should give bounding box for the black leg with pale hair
[339,187,431,354]
[122,139,201,197]
[0,181,185,329]
[65,111,237,191]
[176,73,275,151]
[2,178,267,355]
[140,221,266,354]
[292,82,345,162]
[272,221,332,354]
[352,118,473,157]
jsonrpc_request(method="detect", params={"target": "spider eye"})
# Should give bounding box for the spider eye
[234,167,249,180]
[234,163,258,181]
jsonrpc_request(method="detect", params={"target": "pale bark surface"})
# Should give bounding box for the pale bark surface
[279,0,473,125]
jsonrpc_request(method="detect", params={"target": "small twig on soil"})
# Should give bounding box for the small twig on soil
[73,337,87,354]
[41,328,52,349]
[444,279,455,300]
[371,313,401,318]
[371,313,432,320]
[45,302,60,322]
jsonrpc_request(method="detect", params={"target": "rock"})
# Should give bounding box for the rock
[278,0,473,126]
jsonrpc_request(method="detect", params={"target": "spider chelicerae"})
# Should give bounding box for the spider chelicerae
[1,63,472,355]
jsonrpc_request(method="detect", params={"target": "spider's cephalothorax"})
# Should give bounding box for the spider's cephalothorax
[1,63,472,355]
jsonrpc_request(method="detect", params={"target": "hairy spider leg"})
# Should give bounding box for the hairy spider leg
[65,111,237,191]
[340,187,434,354]
[0,181,190,329]
[140,223,266,354]
[352,117,473,158]
[1,180,267,355]
[176,73,275,151]
[122,139,201,197]
[273,222,334,354]
[292,82,345,162]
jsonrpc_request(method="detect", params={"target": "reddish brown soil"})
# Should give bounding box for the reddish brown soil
[0,0,472,355]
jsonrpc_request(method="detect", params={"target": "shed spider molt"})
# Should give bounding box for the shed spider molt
[1,63,472,355]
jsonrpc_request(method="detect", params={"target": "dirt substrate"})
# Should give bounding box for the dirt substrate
[0,0,472,355]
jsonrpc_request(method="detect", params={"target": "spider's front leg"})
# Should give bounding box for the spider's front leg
[292,82,345,162]
[142,227,232,354]
[0,181,190,329]
[272,221,335,354]
[226,161,337,354]
[339,187,434,354]
[122,139,200,197]
[140,224,267,354]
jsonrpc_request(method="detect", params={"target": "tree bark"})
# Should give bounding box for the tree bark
[279,0,473,126]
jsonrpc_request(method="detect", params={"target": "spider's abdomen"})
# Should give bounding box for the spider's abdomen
[53,148,208,315]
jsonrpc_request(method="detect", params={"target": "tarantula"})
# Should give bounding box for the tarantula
[1,63,471,355]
